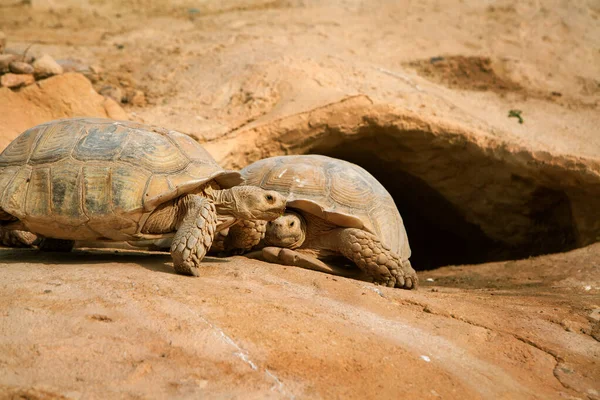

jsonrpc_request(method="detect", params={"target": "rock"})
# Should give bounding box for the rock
[125,89,146,106]
[99,84,123,103]
[0,73,35,89]
[55,59,86,73]
[4,48,34,64]
[32,54,64,79]
[103,96,129,120]
[55,60,102,83]
[9,61,34,74]
[0,54,17,73]
[0,31,6,54]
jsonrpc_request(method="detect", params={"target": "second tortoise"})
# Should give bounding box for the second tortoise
[222,155,418,289]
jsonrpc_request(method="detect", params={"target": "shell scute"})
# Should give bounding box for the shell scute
[82,165,113,217]
[29,121,85,165]
[73,123,128,161]
[0,125,42,166]
[49,163,87,225]
[119,129,189,173]
[25,167,51,218]
[1,165,32,217]
[111,165,150,214]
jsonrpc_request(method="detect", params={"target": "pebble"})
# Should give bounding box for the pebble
[32,54,64,79]
[0,73,35,88]
[99,85,123,103]
[56,59,101,83]
[0,31,6,53]
[0,54,17,73]
[125,89,146,106]
[9,61,34,74]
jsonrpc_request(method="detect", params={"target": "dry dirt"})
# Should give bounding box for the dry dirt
[0,0,599,399]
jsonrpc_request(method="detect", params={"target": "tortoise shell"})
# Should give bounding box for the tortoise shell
[241,154,410,258]
[0,118,242,241]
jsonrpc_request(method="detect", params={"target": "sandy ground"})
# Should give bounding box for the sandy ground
[0,245,599,399]
[1,0,600,399]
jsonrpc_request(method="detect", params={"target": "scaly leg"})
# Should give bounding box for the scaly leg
[0,229,39,248]
[210,220,267,256]
[225,220,267,254]
[338,228,418,290]
[170,195,218,276]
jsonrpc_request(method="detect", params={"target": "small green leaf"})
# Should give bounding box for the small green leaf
[508,109,523,124]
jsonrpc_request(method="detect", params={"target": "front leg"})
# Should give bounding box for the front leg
[224,220,267,254]
[338,228,418,290]
[210,220,267,256]
[170,195,218,276]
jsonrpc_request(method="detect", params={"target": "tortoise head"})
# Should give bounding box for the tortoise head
[214,186,287,221]
[264,210,306,249]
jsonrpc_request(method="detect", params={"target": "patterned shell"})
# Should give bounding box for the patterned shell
[0,118,243,241]
[241,155,410,258]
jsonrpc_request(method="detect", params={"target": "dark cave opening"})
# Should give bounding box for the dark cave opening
[310,139,579,270]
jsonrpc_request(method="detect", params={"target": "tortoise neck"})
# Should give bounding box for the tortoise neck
[301,212,342,251]
[204,186,236,215]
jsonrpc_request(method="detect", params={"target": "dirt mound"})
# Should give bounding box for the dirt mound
[0,72,127,151]
[407,56,523,93]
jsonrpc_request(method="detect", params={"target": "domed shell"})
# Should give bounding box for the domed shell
[241,154,410,258]
[0,118,242,241]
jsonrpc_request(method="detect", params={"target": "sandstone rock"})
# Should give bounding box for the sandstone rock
[0,31,6,54]
[9,61,34,74]
[0,72,127,150]
[32,54,64,79]
[99,84,123,103]
[0,73,35,88]
[103,96,129,120]
[0,54,17,73]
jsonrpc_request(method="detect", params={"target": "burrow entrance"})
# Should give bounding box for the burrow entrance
[280,120,591,270]
[228,98,600,270]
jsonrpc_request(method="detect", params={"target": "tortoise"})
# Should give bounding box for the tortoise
[0,118,287,275]
[221,154,418,289]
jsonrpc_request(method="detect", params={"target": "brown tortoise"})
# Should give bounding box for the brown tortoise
[222,155,418,289]
[0,118,287,275]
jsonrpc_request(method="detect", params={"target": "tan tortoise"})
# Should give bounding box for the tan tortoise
[222,155,418,290]
[0,118,287,275]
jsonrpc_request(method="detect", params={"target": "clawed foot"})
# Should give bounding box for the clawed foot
[170,195,217,276]
[341,229,418,290]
